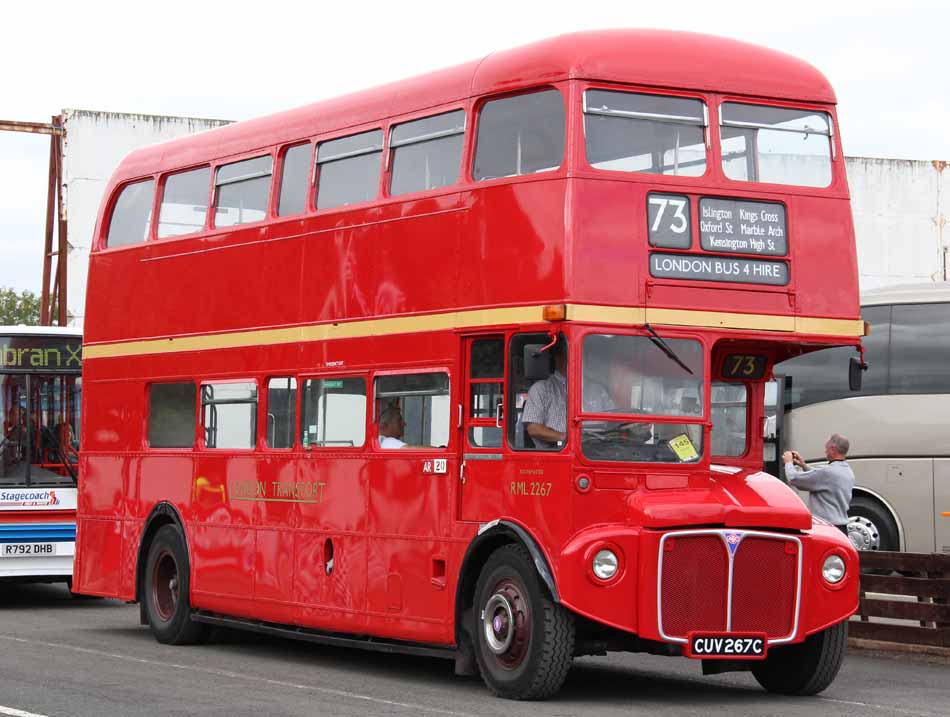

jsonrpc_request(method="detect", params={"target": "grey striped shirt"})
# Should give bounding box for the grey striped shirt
[522,371,568,440]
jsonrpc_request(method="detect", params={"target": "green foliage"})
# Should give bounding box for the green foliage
[0,287,41,326]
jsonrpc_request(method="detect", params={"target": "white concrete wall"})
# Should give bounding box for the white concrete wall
[846,157,949,291]
[61,110,231,327]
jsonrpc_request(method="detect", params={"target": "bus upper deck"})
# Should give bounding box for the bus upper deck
[84,29,860,357]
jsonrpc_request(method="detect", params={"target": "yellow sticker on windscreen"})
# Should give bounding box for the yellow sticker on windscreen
[668,433,699,462]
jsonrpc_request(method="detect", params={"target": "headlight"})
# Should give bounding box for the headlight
[592,549,619,580]
[822,554,846,584]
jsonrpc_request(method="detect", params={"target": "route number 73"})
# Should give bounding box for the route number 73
[649,196,689,234]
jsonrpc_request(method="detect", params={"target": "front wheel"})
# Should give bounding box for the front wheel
[143,524,207,644]
[472,544,574,700]
[752,621,848,695]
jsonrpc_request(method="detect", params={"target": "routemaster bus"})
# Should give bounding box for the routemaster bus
[75,30,862,700]
[1,326,82,585]
[770,282,950,555]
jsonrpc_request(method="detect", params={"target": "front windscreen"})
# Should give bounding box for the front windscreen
[580,334,704,463]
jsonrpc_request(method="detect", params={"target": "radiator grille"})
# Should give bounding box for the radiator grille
[731,537,797,637]
[659,535,728,638]
[659,531,800,642]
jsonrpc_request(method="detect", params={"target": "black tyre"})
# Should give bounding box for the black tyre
[848,496,899,553]
[752,621,847,695]
[472,544,574,700]
[143,524,207,644]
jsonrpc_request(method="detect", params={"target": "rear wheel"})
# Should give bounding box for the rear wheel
[848,496,899,553]
[143,524,206,644]
[752,621,847,695]
[472,544,574,700]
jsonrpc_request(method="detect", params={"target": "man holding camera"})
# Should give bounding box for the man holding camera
[783,433,855,536]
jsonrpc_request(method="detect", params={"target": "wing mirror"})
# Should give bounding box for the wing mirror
[849,356,867,391]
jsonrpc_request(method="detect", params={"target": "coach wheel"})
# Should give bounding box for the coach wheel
[143,524,207,645]
[848,496,899,553]
[752,620,847,696]
[472,544,574,700]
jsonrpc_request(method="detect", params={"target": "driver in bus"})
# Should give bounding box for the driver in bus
[523,344,621,448]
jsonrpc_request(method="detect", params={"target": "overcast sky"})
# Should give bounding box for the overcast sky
[1,0,947,294]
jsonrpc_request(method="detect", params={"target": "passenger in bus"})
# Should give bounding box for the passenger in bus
[782,433,855,536]
[378,405,417,449]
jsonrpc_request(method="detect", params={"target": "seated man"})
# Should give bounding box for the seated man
[378,405,424,449]
[378,405,408,448]
[522,345,570,449]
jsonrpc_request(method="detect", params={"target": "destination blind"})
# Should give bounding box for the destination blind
[650,253,789,286]
[699,198,787,256]
[0,335,82,372]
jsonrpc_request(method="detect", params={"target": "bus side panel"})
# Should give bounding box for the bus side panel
[252,456,297,624]
[189,455,256,611]
[366,454,456,643]
[294,454,368,634]
[75,517,122,596]
[374,193,462,319]
[458,181,567,308]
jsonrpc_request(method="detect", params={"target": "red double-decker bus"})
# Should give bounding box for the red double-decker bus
[76,30,862,699]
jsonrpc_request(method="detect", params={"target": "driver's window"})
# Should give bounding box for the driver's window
[374,372,450,449]
[508,334,567,451]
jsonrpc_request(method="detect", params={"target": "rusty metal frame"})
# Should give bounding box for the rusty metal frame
[0,116,67,325]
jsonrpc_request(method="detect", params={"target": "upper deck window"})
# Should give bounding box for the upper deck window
[107,179,154,248]
[214,155,273,228]
[720,103,833,188]
[315,129,383,210]
[158,167,211,238]
[473,90,565,181]
[390,110,465,196]
[584,90,707,176]
[277,144,312,217]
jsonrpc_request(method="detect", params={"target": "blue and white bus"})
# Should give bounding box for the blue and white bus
[1,326,81,585]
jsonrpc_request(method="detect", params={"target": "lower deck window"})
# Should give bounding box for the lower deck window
[375,372,449,449]
[201,381,258,449]
[148,383,196,448]
[301,377,367,448]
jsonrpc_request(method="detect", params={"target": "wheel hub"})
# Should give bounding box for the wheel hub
[484,594,514,654]
[848,516,880,551]
[152,550,180,622]
[480,578,531,669]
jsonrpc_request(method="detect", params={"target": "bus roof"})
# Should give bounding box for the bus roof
[862,282,950,306]
[111,29,835,180]
[0,326,81,338]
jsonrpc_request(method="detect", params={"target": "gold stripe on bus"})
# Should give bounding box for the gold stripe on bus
[645,308,796,332]
[82,304,864,360]
[566,305,646,324]
[794,316,866,337]
[82,306,546,360]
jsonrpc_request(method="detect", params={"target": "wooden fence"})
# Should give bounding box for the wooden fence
[850,551,950,648]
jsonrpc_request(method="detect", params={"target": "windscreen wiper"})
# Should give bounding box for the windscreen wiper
[644,324,694,375]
